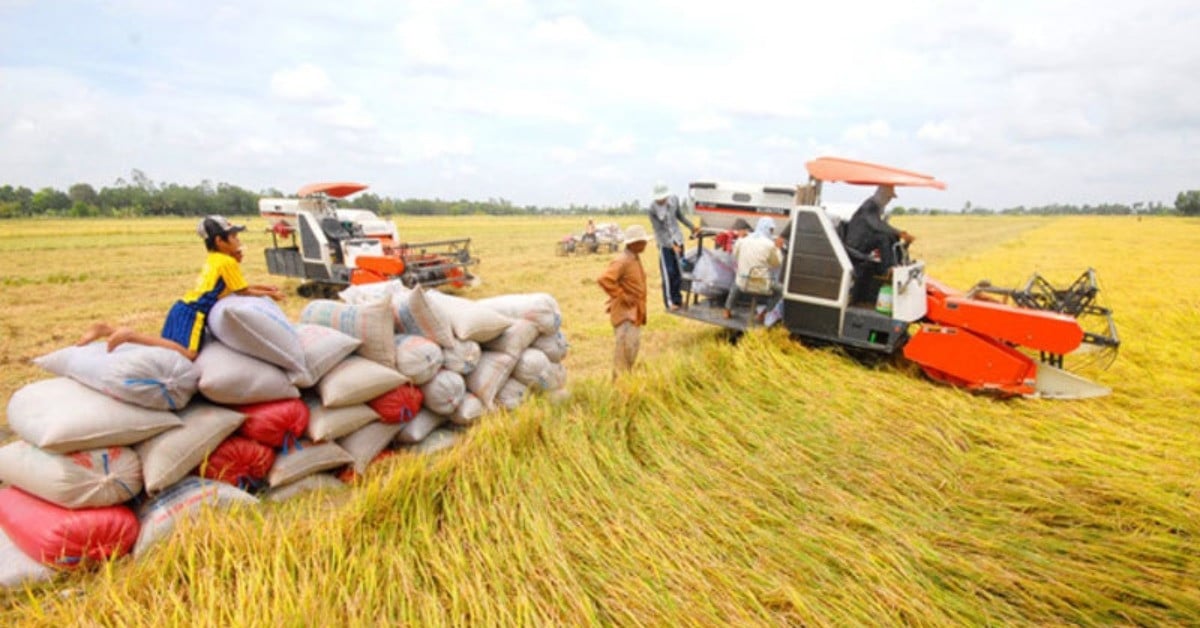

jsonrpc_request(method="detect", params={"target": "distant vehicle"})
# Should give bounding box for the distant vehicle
[671,157,1119,399]
[555,222,621,256]
[260,182,478,298]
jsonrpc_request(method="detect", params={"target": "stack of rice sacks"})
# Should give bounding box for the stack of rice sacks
[0,284,568,588]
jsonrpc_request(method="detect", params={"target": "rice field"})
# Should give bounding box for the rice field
[0,214,1198,625]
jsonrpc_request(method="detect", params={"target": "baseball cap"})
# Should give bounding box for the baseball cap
[197,215,247,240]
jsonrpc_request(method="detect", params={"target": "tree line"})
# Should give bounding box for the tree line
[1,170,1197,218]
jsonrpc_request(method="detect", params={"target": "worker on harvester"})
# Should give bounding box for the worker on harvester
[843,184,915,305]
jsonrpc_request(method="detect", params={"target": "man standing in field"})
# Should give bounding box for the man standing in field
[598,225,649,377]
[647,181,698,311]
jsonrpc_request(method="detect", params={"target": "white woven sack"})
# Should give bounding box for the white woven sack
[421,369,466,415]
[7,377,182,454]
[543,362,568,391]
[392,287,455,347]
[450,393,485,426]
[0,442,142,509]
[465,352,518,408]
[482,319,540,358]
[531,331,569,363]
[266,473,345,502]
[426,291,512,343]
[513,348,552,391]
[496,378,527,410]
[33,342,199,411]
[441,338,481,375]
[290,323,363,388]
[394,334,444,385]
[208,294,306,373]
[476,293,561,335]
[337,421,405,474]
[135,401,244,494]
[317,355,407,408]
[299,299,396,368]
[0,528,53,590]
[401,427,460,455]
[305,396,380,442]
[195,340,299,405]
[338,280,409,305]
[394,410,446,445]
[267,440,354,488]
[133,476,257,557]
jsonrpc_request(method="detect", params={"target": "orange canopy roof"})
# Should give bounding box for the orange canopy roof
[297,182,369,198]
[805,157,946,190]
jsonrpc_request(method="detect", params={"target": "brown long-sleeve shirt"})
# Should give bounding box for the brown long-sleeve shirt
[597,249,647,327]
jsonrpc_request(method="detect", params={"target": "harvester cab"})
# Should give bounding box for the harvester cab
[672,156,1119,399]
[260,182,478,298]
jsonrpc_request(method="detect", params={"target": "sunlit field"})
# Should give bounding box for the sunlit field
[1,214,1198,624]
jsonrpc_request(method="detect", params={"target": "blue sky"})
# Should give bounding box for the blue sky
[2,0,1198,210]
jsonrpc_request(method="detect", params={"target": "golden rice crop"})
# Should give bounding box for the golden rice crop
[0,215,1197,625]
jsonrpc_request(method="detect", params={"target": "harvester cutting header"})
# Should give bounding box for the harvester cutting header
[674,157,1120,399]
[260,182,478,298]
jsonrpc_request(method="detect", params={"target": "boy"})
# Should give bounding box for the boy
[77,215,284,359]
[597,225,649,377]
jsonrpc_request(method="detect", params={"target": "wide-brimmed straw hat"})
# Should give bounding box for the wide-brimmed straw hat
[622,224,650,245]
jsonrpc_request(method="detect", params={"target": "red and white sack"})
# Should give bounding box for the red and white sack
[421,369,466,415]
[393,333,444,385]
[290,323,362,388]
[450,393,485,426]
[208,294,306,373]
[266,473,345,502]
[441,338,481,375]
[133,476,257,557]
[338,279,409,305]
[305,396,380,442]
[135,401,244,494]
[234,398,309,448]
[267,440,354,488]
[299,298,395,368]
[7,377,181,454]
[0,442,142,509]
[367,384,424,424]
[394,409,446,445]
[33,342,199,411]
[477,293,561,335]
[426,291,512,343]
[466,352,518,408]
[337,421,405,474]
[531,331,569,363]
[392,287,455,347]
[495,378,527,410]
[0,487,138,569]
[513,348,553,390]
[199,436,276,490]
[195,340,299,405]
[317,355,407,408]
[482,319,540,358]
[0,527,53,589]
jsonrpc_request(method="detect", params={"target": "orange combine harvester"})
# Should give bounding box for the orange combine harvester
[673,157,1120,399]
[259,182,478,298]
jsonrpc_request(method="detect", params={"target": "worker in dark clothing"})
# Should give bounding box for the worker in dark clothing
[842,184,914,304]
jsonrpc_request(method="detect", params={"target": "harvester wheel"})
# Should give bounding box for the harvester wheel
[297,283,316,298]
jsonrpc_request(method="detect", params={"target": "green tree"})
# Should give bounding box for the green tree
[68,182,99,206]
[1175,190,1200,216]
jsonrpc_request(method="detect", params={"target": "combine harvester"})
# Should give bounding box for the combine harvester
[260,182,479,298]
[673,157,1120,399]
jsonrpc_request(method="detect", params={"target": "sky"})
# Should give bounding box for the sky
[1,0,1198,211]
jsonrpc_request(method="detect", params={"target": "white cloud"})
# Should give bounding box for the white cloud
[315,96,376,131]
[395,15,451,68]
[549,147,579,164]
[842,120,894,143]
[586,128,636,155]
[270,64,336,103]
[917,121,971,147]
[678,113,731,134]
[532,16,597,48]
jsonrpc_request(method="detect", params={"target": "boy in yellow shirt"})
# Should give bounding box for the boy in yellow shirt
[77,215,284,359]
